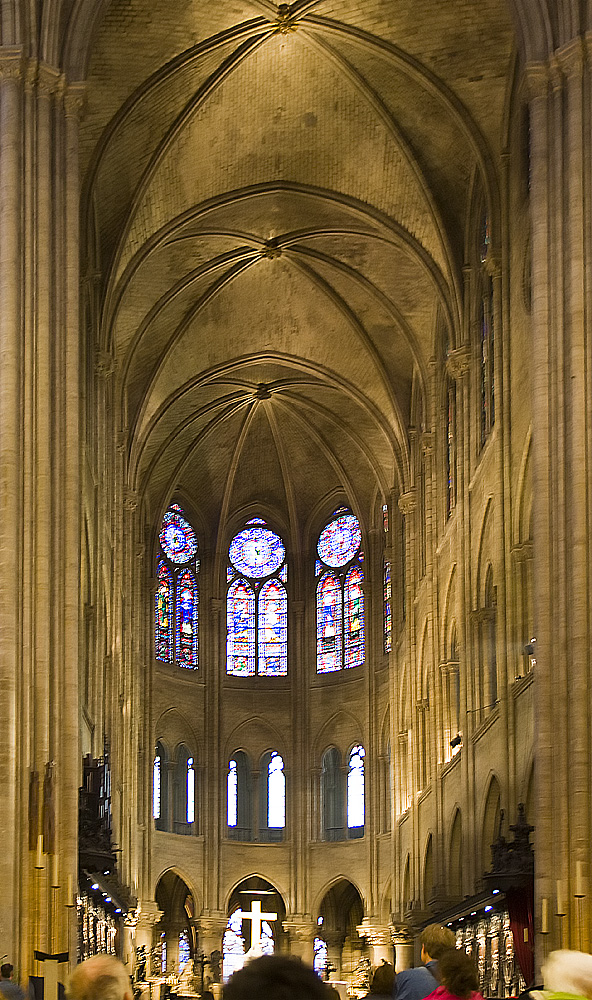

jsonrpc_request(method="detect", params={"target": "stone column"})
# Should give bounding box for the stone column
[356,919,393,967]
[0,44,23,970]
[196,913,227,972]
[324,930,344,980]
[135,900,163,955]
[390,923,414,972]
[283,916,316,964]
[526,35,592,960]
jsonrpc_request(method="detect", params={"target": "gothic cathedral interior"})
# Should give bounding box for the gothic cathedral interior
[0,0,591,994]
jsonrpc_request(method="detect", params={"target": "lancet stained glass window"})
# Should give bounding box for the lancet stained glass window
[347,744,365,835]
[154,505,199,667]
[384,561,392,654]
[227,520,287,676]
[316,511,364,672]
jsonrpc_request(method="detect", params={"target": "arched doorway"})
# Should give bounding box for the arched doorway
[222,876,287,982]
[316,879,365,984]
[155,871,196,977]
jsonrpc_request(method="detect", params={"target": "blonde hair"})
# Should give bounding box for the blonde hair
[67,955,131,1000]
[542,951,592,999]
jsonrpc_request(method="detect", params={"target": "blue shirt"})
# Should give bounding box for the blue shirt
[394,961,439,1000]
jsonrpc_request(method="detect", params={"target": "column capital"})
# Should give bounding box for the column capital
[356,918,391,947]
[555,35,586,80]
[446,345,470,380]
[282,916,317,943]
[389,921,414,945]
[196,912,228,937]
[64,82,87,120]
[123,488,138,513]
[136,899,164,928]
[398,490,416,515]
[0,48,25,81]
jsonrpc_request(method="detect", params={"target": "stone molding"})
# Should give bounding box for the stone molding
[389,921,414,945]
[282,916,316,942]
[136,899,163,926]
[123,489,138,512]
[446,345,470,380]
[356,918,391,947]
[398,490,416,515]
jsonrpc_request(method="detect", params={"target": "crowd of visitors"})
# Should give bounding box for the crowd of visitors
[4,922,592,1000]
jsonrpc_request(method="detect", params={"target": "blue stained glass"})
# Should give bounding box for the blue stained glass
[153,753,161,819]
[223,911,245,983]
[178,930,191,974]
[247,517,266,525]
[384,561,392,654]
[229,527,285,579]
[279,564,287,583]
[344,565,364,668]
[227,579,256,675]
[227,566,234,583]
[155,561,173,661]
[317,573,342,673]
[315,560,322,577]
[258,580,287,675]
[318,514,361,568]
[176,568,198,667]
[314,938,328,977]
[159,508,198,564]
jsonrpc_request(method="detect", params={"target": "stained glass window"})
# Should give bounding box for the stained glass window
[384,561,392,654]
[155,506,199,667]
[258,580,287,675]
[155,562,173,661]
[227,759,238,827]
[348,744,365,835]
[227,580,256,676]
[227,751,251,840]
[187,757,195,824]
[383,503,389,533]
[268,752,285,828]
[316,511,364,672]
[223,910,245,983]
[314,937,328,978]
[227,520,287,676]
[153,751,161,820]
[159,506,198,564]
[317,573,342,673]
[318,514,361,567]
[344,566,364,668]
[178,930,191,973]
[176,569,198,667]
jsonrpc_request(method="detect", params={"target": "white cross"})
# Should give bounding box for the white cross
[242,899,277,950]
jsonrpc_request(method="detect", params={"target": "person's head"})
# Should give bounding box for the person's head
[438,949,477,1000]
[0,965,13,980]
[371,962,395,994]
[420,924,456,964]
[67,955,133,1000]
[542,950,592,999]
[224,955,332,1000]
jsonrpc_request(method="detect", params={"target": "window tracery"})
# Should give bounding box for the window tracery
[154,505,199,667]
[316,510,364,673]
[227,520,287,676]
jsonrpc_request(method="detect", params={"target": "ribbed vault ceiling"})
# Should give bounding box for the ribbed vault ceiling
[83,0,514,537]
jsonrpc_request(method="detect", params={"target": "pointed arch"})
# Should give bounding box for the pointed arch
[481,775,502,877]
[448,809,463,899]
